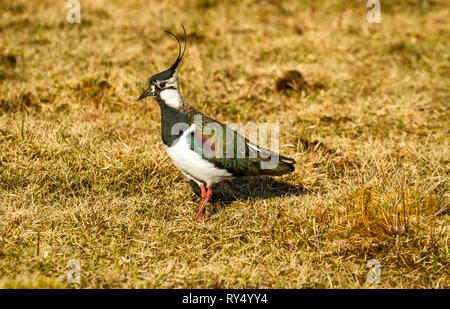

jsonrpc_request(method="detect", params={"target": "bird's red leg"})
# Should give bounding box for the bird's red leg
[195,185,212,222]
[200,183,206,200]
[195,184,207,222]
[202,186,212,220]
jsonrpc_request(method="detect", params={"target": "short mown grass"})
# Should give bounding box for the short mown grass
[0,0,448,288]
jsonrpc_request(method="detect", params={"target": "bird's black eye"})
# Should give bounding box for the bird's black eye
[158,82,166,89]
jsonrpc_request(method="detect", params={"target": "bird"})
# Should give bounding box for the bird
[137,25,295,222]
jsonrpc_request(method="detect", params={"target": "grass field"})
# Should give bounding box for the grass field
[0,0,448,288]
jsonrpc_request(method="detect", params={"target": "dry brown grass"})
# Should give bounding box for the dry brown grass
[0,0,448,288]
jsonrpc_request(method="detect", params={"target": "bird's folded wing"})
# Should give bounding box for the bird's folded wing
[187,123,295,176]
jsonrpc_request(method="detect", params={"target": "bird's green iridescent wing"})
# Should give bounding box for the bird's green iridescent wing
[187,117,295,176]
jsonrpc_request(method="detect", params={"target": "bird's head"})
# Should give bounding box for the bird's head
[137,25,187,105]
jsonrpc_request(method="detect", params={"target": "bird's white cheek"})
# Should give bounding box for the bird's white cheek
[160,89,181,109]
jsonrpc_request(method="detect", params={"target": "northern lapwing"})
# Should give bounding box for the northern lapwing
[137,26,295,222]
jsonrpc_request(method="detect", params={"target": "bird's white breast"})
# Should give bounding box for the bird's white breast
[164,124,232,186]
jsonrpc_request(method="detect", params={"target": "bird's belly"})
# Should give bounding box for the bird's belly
[163,127,231,186]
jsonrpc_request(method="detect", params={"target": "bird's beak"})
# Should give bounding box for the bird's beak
[137,89,152,101]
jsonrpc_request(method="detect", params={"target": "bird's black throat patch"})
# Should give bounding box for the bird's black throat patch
[158,102,189,147]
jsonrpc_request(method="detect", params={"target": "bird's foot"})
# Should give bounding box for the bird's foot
[194,185,212,222]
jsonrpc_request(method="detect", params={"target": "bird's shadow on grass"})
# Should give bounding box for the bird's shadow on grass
[189,176,312,218]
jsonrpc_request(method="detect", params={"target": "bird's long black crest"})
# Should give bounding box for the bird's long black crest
[165,24,187,71]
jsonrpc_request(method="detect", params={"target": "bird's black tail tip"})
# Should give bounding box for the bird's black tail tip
[280,155,296,165]
[261,157,295,176]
